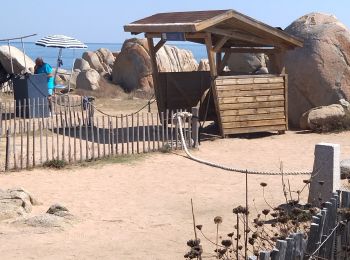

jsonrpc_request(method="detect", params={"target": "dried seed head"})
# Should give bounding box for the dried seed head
[227,232,234,238]
[303,179,311,184]
[221,240,232,247]
[196,225,203,231]
[249,237,255,245]
[262,209,270,216]
[260,182,267,187]
[214,216,223,224]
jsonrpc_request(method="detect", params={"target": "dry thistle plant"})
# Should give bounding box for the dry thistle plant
[185,175,320,260]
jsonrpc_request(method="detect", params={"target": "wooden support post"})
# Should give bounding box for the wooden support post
[147,37,164,113]
[205,33,223,137]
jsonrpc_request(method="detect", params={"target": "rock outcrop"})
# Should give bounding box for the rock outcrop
[299,104,347,131]
[95,48,115,74]
[198,59,210,71]
[227,53,269,74]
[284,13,350,127]
[0,46,35,74]
[13,204,75,229]
[0,188,39,221]
[73,58,90,71]
[76,69,100,90]
[156,45,198,72]
[82,51,105,74]
[111,38,152,92]
[111,38,198,92]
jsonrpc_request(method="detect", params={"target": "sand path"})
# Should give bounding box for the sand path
[0,131,350,259]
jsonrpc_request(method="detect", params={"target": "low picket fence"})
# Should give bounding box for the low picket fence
[0,97,199,171]
[252,191,350,260]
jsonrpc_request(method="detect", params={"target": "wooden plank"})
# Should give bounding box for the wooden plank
[221,47,277,53]
[222,118,286,128]
[284,75,289,130]
[221,112,285,123]
[221,107,284,116]
[259,251,270,260]
[306,223,319,255]
[220,101,285,110]
[284,237,295,260]
[217,88,284,97]
[207,27,274,46]
[216,82,284,90]
[223,124,286,135]
[215,76,284,85]
[218,95,284,104]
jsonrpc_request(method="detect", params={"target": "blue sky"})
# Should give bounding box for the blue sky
[1,1,350,43]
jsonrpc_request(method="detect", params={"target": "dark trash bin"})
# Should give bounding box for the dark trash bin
[12,74,50,118]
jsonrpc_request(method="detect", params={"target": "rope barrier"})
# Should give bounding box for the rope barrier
[91,95,156,117]
[174,112,312,176]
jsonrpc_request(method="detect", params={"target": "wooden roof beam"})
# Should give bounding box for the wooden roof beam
[221,47,279,54]
[145,32,206,39]
[206,27,277,48]
[195,10,234,31]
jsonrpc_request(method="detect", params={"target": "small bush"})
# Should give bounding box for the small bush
[43,159,67,169]
[160,143,172,153]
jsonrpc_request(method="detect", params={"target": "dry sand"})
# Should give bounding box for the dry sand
[0,131,350,259]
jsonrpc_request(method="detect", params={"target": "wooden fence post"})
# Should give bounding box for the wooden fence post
[191,107,199,148]
[5,129,10,171]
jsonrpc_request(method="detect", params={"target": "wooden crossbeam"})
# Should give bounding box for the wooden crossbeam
[154,39,166,53]
[213,36,230,52]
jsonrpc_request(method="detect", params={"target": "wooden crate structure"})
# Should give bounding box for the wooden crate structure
[215,75,288,135]
[124,9,303,137]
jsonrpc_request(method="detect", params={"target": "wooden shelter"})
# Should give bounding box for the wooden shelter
[124,9,303,137]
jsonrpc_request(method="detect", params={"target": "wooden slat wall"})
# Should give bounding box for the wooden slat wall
[214,75,287,135]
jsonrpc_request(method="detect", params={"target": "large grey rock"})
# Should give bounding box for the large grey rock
[284,13,350,127]
[111,38,198,92]
[73,58,90,71]
[227,53,268,74]
[76,69,100,91]
[82,51,105,74]
[0,45,35,74]
[300,104,346,131]
[0,188,39,221]
[111,38,153,92]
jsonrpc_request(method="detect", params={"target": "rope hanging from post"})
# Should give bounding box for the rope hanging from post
[174,112,312,176]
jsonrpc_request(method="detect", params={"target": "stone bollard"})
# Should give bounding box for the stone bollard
[308,143,340,207]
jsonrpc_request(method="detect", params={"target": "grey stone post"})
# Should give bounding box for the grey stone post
[308,143,340,207]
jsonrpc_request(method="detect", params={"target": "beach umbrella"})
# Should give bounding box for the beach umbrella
[35,35,87,87]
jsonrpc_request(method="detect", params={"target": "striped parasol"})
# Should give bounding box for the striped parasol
[35,35,87,49]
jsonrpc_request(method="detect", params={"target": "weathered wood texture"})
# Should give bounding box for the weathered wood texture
[214,75,288,135]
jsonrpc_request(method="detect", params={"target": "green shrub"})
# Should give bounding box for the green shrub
[43,159,67,169]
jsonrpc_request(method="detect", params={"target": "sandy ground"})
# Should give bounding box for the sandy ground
[0,131,350,259]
